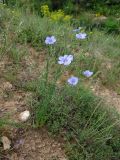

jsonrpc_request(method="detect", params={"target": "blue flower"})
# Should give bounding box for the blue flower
[58,55,73,66]
[83,70,93,77]
[76,33,87,39]
[45,36,56,45]
[67,76,79,86]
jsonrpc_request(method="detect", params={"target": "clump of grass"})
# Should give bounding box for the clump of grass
[103,17,120,34]
[102,62,120,89]
[31,79,120,160]
[16,15,53,48]
[8,45,27,63]
[79,30,120,89]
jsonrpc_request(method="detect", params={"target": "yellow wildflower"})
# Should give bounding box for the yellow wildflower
[95,13,101,17]
[50,10,64,21]
[41,5,50,17]
[89,32,93,34]
[63,15,72,22]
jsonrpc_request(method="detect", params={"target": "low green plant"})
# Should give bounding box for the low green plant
[102,62,120,89]
[32,78,120,159]
[3,69,18,83]
[104,17,120,33]
[81,30,120,88]
[93,3,120,17]
[16,15,52,48]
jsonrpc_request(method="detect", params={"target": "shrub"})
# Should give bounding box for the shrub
[104,17,120,33]
[40,4,72,22]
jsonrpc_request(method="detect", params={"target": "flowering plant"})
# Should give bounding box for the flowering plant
[40,5,72,22]
[76,33,87,40]
[58,55,73,66]
[45,36,56,45]
[67,76,79,86]
[83,70,93,77]
[41,5,50,17]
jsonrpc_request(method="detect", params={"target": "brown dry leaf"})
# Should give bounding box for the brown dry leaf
[1,136,11,150]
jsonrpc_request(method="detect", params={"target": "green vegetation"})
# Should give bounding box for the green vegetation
[28,79,120,159]
[3,0,120,16]
[0,1,120,160]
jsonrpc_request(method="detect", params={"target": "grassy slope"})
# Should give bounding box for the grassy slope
[0,4,120,160]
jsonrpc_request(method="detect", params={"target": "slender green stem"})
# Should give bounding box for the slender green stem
[45,55,49,85]
[45,45,52,85]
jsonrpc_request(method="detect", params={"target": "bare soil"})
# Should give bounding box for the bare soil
[90,79,120,112]
[1,128,67,160]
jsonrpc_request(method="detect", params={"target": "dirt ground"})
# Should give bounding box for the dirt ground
[0,128,67,160]
[90,79,120,112]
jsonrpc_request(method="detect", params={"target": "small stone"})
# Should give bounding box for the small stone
[14,139,24,149]
[3,82,13,90]
[1,136,11,150]
[19,110,30,122]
